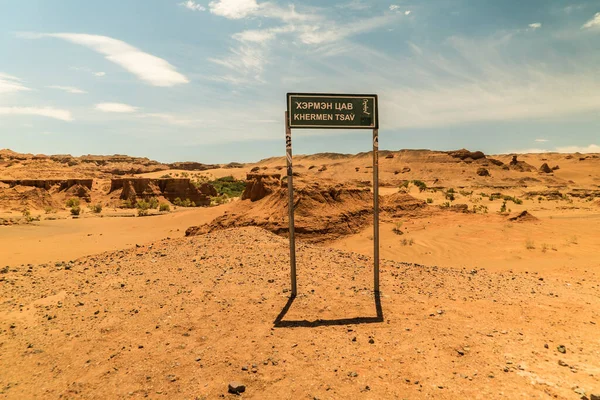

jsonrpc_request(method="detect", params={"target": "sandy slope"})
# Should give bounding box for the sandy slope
[1,227,598,399]
[0,205,233,266]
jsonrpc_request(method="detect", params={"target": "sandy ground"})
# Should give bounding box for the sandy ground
[330,209,600,275]
[1,227,599,399]
[0,205,232,266]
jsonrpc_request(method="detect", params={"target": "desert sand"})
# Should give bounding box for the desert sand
[1,148,599,399]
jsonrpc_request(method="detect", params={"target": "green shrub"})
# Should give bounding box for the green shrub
[159,203,171,212]
[209,176,246,198]
[44,206,55,214]
[411,180,427,192]
[173,197,194,207]
[66,198,80,207]
[399,181,409,189]
[136,200,151,216]
[426,198,433,204]
[148,197,159,209]
[70,206,81,216]
[210,194,230,206]
[500,201,507,213]
[90,203,102,213]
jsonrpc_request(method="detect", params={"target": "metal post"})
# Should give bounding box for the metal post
[373,129,380,293]
[285,111,297,297]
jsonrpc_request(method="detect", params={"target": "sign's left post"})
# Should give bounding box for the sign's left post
[285,111,297,297]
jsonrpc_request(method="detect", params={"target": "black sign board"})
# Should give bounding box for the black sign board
[287,93,378,129]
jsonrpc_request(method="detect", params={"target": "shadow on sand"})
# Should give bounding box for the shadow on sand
[273,291,383,328]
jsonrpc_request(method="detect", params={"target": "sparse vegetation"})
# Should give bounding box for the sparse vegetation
[472,204,488,214]
[159,203,171,212]
[44,206,56,214]
[90,203,102,213]
[526,240,535,250]
[136,200,151,216]
[148,197,159,209]
[426,198,433,204]
[70,206,81,216]
[445,189,455,202]
[392,221,404,235]
[209,176,246,198]
[412,180,427,192]
[401,238,414,246]
[174,197,195,207]
[500,201,507,213]
[122,199,135,209]
[441,201,451,208]
[66,198,80,208]
[210,194,229,206]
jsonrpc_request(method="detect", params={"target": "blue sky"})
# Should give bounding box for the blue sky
[0,0,599,163]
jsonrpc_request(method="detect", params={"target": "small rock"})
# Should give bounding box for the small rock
[368,338,375,344]
[589,393,600,400]
[573,387,585,396]
[557,345,566,354]
[241,366,248,371]
[544,344,549,349]
[558,360,568,367]
[228,382,246,394]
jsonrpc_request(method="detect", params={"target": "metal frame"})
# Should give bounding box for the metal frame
[284,101,380,297]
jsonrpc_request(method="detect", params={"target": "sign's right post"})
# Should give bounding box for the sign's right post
[373,128,380,293]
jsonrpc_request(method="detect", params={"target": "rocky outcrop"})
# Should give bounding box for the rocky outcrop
[508,211,538,222]
[509,155,537,172]
[110,178,211,206]
[447,149,486,162]
[187,178,375,242]
[224,162,244,169]
[168,162,220,171]
[0,179,93,191]
[539,163,553,174]
[241,174,281,202]
[198,183,218,197]
[477,168,490,177]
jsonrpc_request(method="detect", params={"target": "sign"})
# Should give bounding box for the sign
[287,93,378,129]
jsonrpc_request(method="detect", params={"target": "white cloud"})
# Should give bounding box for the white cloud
[528,22,541,30]
[535,138,548,142]
[405,10,411,15]
[298,15,397,45]
[582,12,600,29]
[180,0,206,11]
[23,33,188,87]
[95,103,138,113]
[208,0,315,22]
[47,85,87,94]
[94,71,106,77]
[233,29,276,43]
[0,73,31,94]
[209,0,258,19]
[0,106,73,121]
[389,5,399,11]
[555,144,600,153]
